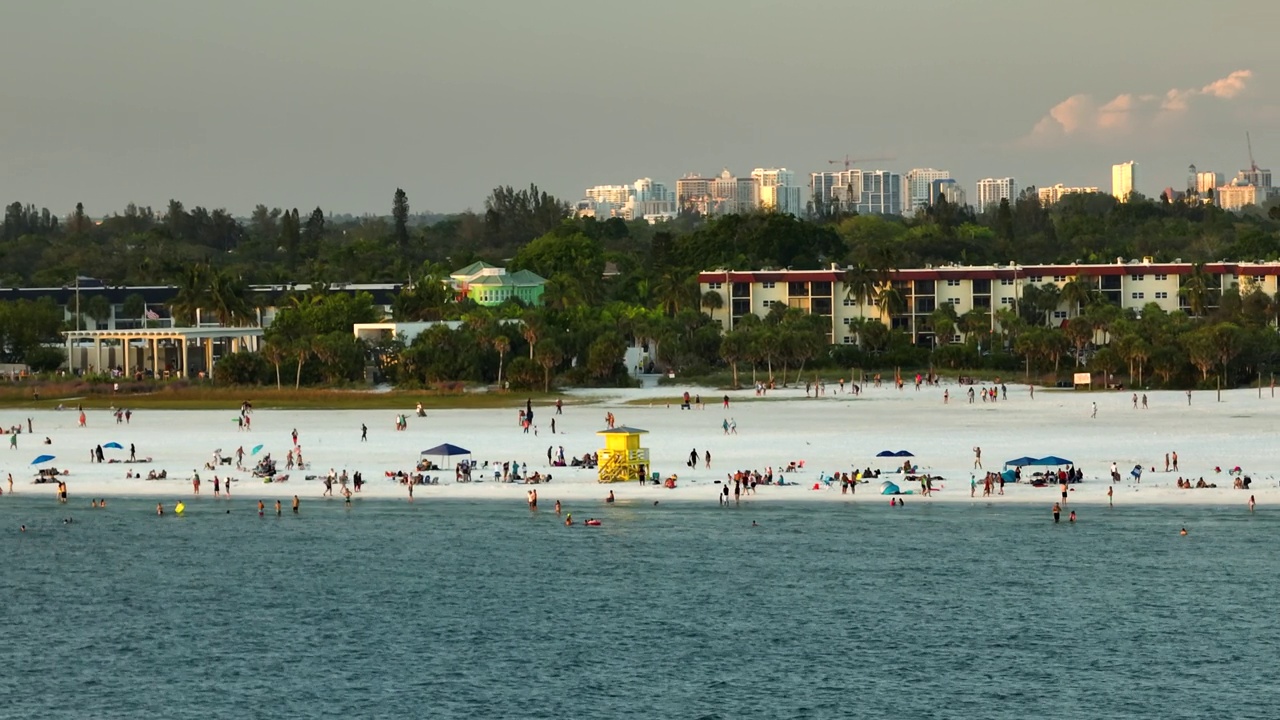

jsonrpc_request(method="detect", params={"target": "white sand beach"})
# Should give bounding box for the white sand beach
[5,381,1279,507]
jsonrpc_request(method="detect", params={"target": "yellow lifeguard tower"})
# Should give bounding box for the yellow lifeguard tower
[596,426,650,483]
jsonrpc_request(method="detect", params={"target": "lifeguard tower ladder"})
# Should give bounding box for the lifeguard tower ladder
[596,426,650,483]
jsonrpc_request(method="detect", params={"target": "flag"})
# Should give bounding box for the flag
[145,309,160,320]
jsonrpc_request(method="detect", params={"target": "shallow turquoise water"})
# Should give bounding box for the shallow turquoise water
[2,497,1277,718]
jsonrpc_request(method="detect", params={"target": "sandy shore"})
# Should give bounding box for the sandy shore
[4,382,1278,507]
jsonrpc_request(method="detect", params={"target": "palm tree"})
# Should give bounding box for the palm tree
[262,341,286,390]
[842,262,879,320]
[875,284,906,325]
[701,290,724,327]
[169,263,212,326]
[208,269,255,327]
[534,339,563,392]
[1179,263,1211,317]
[493,335,510,390]
[720,330,748,388]
[521,310,543,359]
[1059,275,1095,319]
[930,305,959,346]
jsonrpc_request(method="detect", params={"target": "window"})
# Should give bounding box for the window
[952,335,963,343]
[1130,274,1145,281]
[1029,276,1043,283]
[1154,274,1168,281]
[842,317,853,325]
[810,281,832,296]
[946,279,961,286]
[842,336,855,345]
[1131,292,1144,299]
[843,298,857,306]
[761,281,775,289]
[1001,297,1014,305]
[707,282,722,289]
[1053,275,1067,282]
[1254,275,1264,283]
[972,279,991,294]
[1001,278,1015,286]
[1155,291,1168,299]
[948,297,960,306]
[1053,311,1067,319]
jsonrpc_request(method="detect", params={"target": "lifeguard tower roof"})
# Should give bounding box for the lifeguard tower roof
[596,426,648,435]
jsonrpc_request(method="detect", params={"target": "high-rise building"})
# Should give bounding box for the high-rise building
[930,178,966,207]
[577,178,676,222]
[809,172,840,216]
[1111,161,1138,202]
[1215,183,1273,211]
[975,178,1018,213]
[677,170,758,216]
[1037,183,1100,205]
[855,171,903,215]
[905,168,951,213]
[751,168,803,215]
[1196,172,1224,196]
[1235,167,1273,189]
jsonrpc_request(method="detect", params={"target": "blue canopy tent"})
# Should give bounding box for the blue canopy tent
[1004,456,1038,467]
[421,443,471,468]
[1030,456,1073,466]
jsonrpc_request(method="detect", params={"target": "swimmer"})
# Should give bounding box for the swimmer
[91,499,98,508]
[564,512,573,526]
[275,500,282,516]
[20,525,26,532]
[606,490,615,503]
[1180,528,1188,536]
[156,503,164,516]
[292,495,299,514]
[751,521,759,527]
[258,500,265,517]
[554,500,561,515]
[1069,510,1076,523]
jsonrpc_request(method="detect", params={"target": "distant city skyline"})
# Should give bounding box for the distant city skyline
[1,0,1277,215]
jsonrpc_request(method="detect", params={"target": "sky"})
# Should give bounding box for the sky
[1,0,1278,216]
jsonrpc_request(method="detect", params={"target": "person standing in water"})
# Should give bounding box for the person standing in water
[274,500,282,516]
[1069,510,1077,523]
[292,495,300,514]
[1249,495,1256,512]
[1107,485,1113,507]
[554,499,562,515]
[258,500,265,517]
[1052,502,1061,523]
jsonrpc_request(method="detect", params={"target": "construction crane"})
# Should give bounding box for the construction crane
[827,154,895,171]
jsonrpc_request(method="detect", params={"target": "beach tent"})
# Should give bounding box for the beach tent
[1004,456,1037,467]
[1030,455,1073,466]
[879,480,901,495]
[31,454,55,465]
[421,443,471,468]
[103,442,123,450]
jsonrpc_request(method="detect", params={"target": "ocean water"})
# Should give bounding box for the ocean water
[2,496,1277,719]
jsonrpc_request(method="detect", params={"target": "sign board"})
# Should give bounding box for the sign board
[1073,372,1091,386]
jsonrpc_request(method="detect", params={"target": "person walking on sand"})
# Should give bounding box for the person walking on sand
[8,433,15,450]
[1132,393,1138,409]
[705,450,711,469]
[973,446,982,469]
[192,474,200,495]
[78,410,86,427]
[970,474,976,498]
[1172,451,1179,472]
[361,424,367,442]
[1091,402,1097,418]
[1060,479,1069,504]
[407,481,414,503]
[1141,393,1148,409]
[291,428,298,447]
[1164,453,1170,472]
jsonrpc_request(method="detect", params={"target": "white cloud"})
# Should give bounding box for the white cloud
[1024,70,1253,145]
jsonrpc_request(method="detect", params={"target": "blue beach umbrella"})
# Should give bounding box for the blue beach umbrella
[103,442,123,450]
[252,444,264,456]
[31,454,56,465]
[895,450,915,457]
[875,450,897,458]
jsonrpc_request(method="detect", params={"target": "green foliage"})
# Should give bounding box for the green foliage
[215,350,271,385]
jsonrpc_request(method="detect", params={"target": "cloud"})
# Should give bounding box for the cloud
[1024,70,1253,145]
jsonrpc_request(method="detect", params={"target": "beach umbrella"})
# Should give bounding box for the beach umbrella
[103,442,124,450]
[252,444,264,456]
[895,450,915,457]
[31,454,56,465]
[875,450,897,458]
